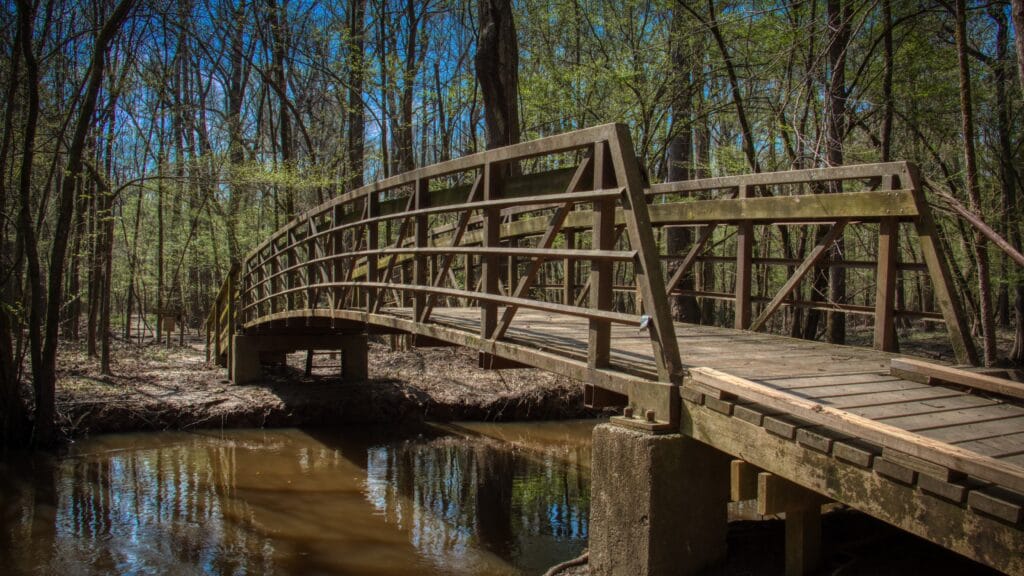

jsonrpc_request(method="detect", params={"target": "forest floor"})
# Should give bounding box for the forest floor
[53,334,594,439]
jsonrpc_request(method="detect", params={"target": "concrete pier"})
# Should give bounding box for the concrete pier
[231,333,369,384]
[589,423,730,576]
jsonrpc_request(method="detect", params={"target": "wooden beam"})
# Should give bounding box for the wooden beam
[649,161,912,196]
[589,141,613,370]
[649,190,918,224]
[481,162,501,339]
[874,217,899,352]
[906,166,978,365]
[735,186,753,330]
[731,459,759,502]
[890,357,1024,401]
[689,366,1024,494]
[683,396,1024,575]
[609,124,683,387]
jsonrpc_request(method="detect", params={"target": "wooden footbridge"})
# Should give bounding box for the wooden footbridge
[206,124,1023,575]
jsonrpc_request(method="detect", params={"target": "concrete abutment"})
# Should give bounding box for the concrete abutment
[589,422,731,576]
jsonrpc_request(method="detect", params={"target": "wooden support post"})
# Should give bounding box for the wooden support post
[608,125,682,387]
[332,204,345,312]
[413,178,428,319]
[286,229,298,315]
[563,230,575,305]
[465,253,475,306]
[481,162,500,339]
[226,271,235,368]
[735,184,753,330]
[589,142,613,369]
[874,217,899,352]
[757,472,825,576]
[366,193,379,312]
[905,165,978,365]
[731,459,759,502]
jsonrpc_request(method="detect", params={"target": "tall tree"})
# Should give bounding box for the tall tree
[475,0,520,149]
[347,0,367,189]
[665,8,699,323]
[34,0,137,444]
[954,0,997,365]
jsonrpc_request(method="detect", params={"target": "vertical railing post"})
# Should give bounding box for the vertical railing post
[481,162,500,339]
[305,217,316,311]
[874,217,899,352]
[735,184,753,330]
[226,267,235,369]
[332,204,344,311]
[286,228,298,313]
[269,242,280,316]
[414,178,429,319]
[607,123,683,388]
[905,163,978,364]
[589,141,613,369]
[366,192,379,313]
[563,230,575,305]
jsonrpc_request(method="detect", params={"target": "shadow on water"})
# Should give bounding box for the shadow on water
[0,421,595,575]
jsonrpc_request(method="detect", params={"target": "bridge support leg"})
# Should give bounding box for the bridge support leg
[590,423,729,576]
[341,335,368,381]
[231,334,264,385]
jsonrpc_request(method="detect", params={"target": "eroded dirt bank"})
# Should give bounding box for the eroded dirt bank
[55,336,594,439]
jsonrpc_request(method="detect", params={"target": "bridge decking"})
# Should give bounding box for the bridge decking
[414,307,1024,471]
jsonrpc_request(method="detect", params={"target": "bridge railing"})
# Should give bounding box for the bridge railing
[645,160,976,364]
[234,123,684,386]
[205,262,239,366]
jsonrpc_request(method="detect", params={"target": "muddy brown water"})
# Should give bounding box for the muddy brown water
[0,421,595,575]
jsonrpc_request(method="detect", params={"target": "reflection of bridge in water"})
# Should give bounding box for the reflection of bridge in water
[206,124,1024,575]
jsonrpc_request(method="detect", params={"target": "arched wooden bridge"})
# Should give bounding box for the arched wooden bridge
[206,124,1023,575]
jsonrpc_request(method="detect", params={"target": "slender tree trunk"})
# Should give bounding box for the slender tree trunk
[347,0,366,189]
[881,0,893,162]
[267,0,294,215]
[824,0,849,345]
[954,0,997,365]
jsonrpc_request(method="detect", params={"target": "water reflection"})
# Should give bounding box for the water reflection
[0,421,594,575]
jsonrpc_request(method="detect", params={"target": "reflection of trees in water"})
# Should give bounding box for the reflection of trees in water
[1,429,590,575]
[366,435,590,572]
[1,436,281,574]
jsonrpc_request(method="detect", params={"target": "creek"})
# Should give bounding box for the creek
[0,420,595,575]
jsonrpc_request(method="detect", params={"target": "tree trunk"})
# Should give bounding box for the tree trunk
[36,0,136,445]
[347,0,366,189]
[665,8,699,323]
[475,0,520,150]
[1012,0,1024,94]
[824,0,849,345]
[954,0,997,365]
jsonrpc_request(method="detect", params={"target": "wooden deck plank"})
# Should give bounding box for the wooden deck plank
[878,405,1024,433]
[953,431,1024,458]
[918,416,1024,444]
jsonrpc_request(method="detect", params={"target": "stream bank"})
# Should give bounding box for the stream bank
[54,336,596,439]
